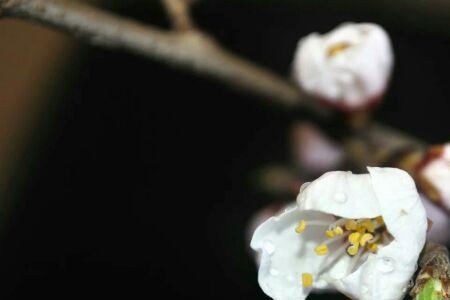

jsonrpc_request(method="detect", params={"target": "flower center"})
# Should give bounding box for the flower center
[326,42,351,57]
[295,216,391,287]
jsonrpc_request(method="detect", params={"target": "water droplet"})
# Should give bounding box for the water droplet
[334,192,347,203]
[377,257,395,273]
[270,268,279,276]
[263,239,275,255]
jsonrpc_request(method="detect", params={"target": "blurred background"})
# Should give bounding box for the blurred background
[0,0,450,298]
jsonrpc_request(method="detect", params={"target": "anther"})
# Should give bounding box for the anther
[357,227,367,234]
[360,219,375,233]
[348,232,361,245]
[345,219,358,231]
[295,220,307,234]
[367,243,378,253]
[359,233,374,247]
[333,226,344,235]
[375,216,384,225]
[327,42,351,57]
[314,244,328,256]
[302,273,313,287]
[325,230,335,238]
[347,244,359,256]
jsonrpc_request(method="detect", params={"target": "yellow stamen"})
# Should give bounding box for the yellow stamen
[345,220,358,231]
[360,233,374,247]
[375,216,384,225]
[302,273,313,288]
[314,244,328,256]
[327,42,351,57]
[333,226,344,235]
[295,220,307,234]
[367,243,378,253]
[360,219,375,233]
[347,244,359,256]
[348,232,361,245]
[357,227,367,234]
[325,230,335,238]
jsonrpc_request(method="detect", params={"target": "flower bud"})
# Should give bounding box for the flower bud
[292,23,393,112]
[421,194,450,245]
[291,122,344,175]
[417,144,450,211]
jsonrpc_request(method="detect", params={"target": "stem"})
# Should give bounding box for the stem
[416,278,445,300]
[0,0,300,106]
[411,242,450,299]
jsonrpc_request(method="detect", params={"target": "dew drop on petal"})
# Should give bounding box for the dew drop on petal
[263,239,276,255]
[334,192,347,203]
[376,257,396,273]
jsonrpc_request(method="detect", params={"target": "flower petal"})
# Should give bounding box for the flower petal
[368,167,427,255]
[297,171,381,219]
[251,207,335,300]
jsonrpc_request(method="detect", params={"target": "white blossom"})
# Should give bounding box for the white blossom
[419,144,450,211]
[422,194,450,244]
[292,23,393,112]
[251,167,427,300]
[291,122,344,175]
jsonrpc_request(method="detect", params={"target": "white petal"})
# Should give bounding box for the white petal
[368,167,427,255]
[251,206,335,300]
[297,171,381,219]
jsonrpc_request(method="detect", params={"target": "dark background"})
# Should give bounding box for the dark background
[0,0,450,298]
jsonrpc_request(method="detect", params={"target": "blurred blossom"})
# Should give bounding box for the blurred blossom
[251,167,426,300]
[258,166,303,195]
[293,23,393,112]
[291,122,344,175]
[418,144,450,211]
[422,194,450,245]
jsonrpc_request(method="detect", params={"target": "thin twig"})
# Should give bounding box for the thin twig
[0,0,300,107]
[161,0,194,31]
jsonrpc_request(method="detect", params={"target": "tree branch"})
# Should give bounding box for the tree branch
[0,1,437,162]
[0,0,300,107]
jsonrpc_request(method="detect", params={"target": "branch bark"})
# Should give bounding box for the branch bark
[0,0,300,107]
